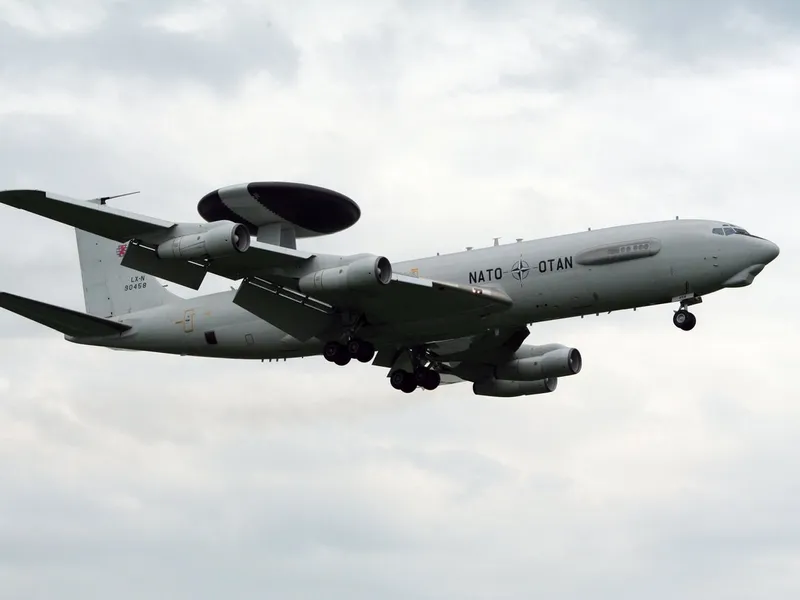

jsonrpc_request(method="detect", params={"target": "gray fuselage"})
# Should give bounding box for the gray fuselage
[76,218,778,359]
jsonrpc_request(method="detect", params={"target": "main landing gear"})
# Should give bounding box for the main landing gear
[672,294,701,331]
[323,338,376,366]
[389,367,441,394]
[388,347,441,394]
[323,333,441,394]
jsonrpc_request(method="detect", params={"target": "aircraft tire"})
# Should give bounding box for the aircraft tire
[348,339,375,363]
[323,341,342,362]
[681,312,697,331]
[673,310,690,329]
[390,370,407,389]
[400,377,417,393]
[421,370,441,390]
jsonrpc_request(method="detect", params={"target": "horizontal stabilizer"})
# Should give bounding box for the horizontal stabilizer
[0,189,174,241]
[233,277,336,341]
[0,292,132,337]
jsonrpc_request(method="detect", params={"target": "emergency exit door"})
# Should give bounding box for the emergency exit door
[183,310,195,333]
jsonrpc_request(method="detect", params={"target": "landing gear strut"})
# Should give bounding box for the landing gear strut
[672,294,701,331]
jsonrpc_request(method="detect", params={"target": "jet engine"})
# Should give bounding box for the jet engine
[494,346,582,381]
[473,377,558,397]
[156,221,250,260]
[298,255,392,294]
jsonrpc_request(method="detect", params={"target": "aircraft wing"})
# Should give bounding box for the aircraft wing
[0,189,174,240]
[427,325,530,363]
[0,189,315,290]
[0,189,510,330]
[374,325,530,384]
[426,326,532,385]
[362,274,513,325]
[232,274,513,342]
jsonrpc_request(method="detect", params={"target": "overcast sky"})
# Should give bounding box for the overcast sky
[1,1,798,598]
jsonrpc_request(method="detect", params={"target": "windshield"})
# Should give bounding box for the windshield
[712,224,753,237]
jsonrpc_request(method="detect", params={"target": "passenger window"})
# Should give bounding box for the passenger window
[712,228,723,235]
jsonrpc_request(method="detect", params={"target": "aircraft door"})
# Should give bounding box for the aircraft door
[183,309,195,333]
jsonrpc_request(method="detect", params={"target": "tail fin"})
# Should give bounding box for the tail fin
[75,229,181,317]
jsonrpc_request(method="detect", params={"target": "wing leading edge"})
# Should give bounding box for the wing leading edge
[0,189,173,240]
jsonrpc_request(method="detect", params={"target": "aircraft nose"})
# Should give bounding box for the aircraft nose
[761,239,780,263]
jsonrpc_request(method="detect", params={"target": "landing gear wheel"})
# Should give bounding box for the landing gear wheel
[323,341,342,362]
[673,310,696,331]
[400,377,417,394]
[420,370,441,391]
[324,341,351,365]
[347,338,375,363]
[390,370,417,393]
[390,370,407,390]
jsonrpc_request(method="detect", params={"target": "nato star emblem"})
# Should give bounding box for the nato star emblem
[511,259,530,282]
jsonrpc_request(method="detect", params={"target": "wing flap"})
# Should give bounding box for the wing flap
[0,189,174,241]
[359,274,513,325]
[233,277,336,341]
[0,292,132,337]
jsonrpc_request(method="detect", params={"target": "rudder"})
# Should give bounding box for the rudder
[75,229,181,317]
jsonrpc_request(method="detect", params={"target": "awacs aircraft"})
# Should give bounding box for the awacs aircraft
[0,183,780,395]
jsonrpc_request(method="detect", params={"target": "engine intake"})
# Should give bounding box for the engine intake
[156,222,250,260]
[298,255,392,295]
[494,347,582,381]
[473,378,558,397]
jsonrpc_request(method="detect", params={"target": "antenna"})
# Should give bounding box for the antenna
[493,237,500,246]
[516,238,522,243]
[466,246,473,251]
[95,190,140,205]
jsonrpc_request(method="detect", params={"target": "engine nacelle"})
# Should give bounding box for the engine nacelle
[297,255,392,294]
[494,347,582,381]
[156,221,250,260]
[473,378,558,397]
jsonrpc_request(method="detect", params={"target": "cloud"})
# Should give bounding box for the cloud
[0,0,299,87]
[0,0,798,598]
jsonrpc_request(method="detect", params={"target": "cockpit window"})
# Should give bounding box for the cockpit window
[713,224,753,237]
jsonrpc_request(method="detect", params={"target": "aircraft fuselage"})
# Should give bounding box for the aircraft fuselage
[71,218,778,359]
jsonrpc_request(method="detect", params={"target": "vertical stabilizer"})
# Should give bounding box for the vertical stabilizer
[75,229,181,317]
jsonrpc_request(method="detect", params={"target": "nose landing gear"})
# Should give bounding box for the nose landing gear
[673,308,696,331]
[672,293,702,331]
